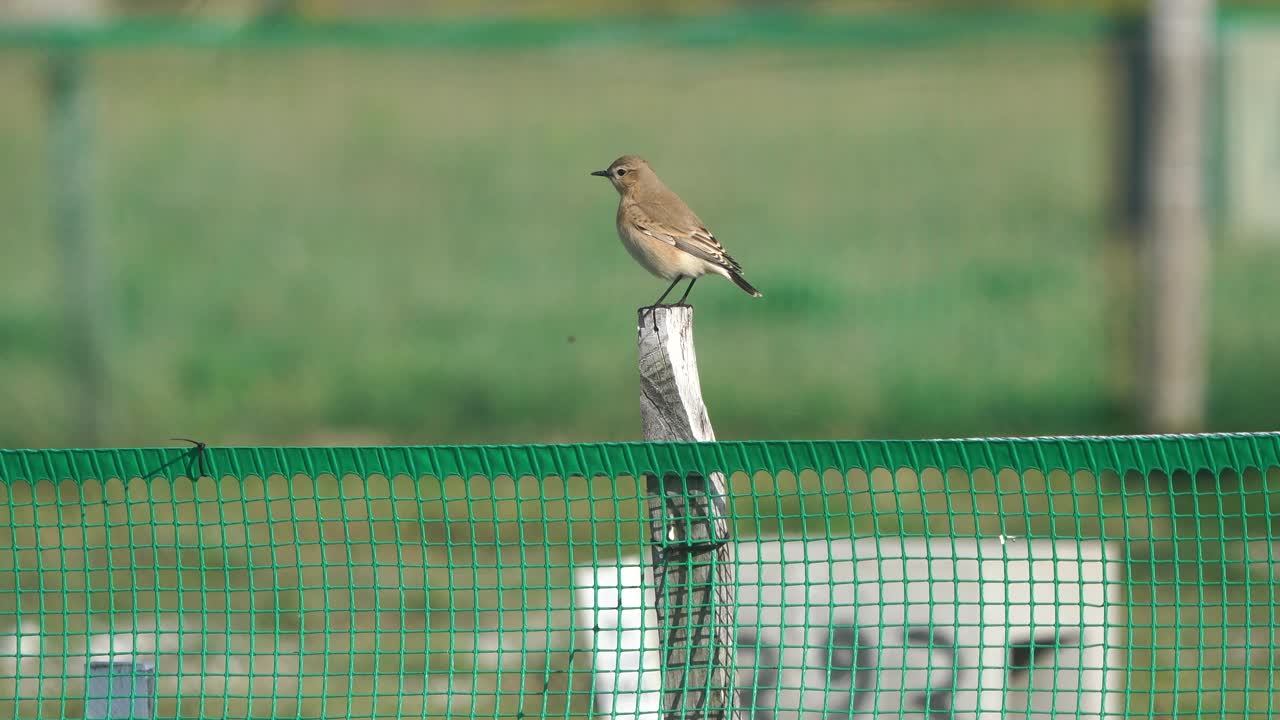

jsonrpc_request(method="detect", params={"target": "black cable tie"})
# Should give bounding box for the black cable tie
[170,437,210,479]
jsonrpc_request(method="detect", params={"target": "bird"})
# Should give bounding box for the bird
[591,155,762,308]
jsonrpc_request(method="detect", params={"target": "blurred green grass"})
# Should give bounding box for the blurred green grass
[1,471,1277,718]
[2,37,1277,448]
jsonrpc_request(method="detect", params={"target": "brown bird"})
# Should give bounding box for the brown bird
[591,155,762,307]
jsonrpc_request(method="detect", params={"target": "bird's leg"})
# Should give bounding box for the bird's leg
[641,277,684,332]
[652,276,683,307]
[673,277,697,306]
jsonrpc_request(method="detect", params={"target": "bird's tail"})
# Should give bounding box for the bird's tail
[728,270,763,298]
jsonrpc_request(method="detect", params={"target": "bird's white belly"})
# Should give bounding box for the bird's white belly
[619,228,716,280]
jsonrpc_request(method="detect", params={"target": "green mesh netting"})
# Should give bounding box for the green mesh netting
[1,434,1278,718]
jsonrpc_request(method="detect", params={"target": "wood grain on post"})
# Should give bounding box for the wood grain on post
[637,306,742,720]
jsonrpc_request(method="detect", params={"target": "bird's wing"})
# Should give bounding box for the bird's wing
[627,200,744,273]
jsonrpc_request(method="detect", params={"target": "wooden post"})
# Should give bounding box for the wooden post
[638,306,741,720]
[1140,0,1214,432]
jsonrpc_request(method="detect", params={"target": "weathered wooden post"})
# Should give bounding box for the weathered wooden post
[638,305,742,720]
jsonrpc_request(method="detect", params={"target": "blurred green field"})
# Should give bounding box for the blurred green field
[2,469,1277,718]
[2,34,1278,448]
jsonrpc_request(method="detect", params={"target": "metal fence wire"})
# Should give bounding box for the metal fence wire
[1,436,1279,718]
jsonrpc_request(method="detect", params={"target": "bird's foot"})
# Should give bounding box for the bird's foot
[638,305,660,332]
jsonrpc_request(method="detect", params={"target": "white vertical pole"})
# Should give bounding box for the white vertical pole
[49,49,107,445]
[1141,0,1214,432]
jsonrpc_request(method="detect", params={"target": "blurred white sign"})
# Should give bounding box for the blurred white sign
[576,536,1121,720]
[1222,24,1280,235]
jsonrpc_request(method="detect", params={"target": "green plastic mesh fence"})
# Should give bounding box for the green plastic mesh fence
[1,434,1279,718]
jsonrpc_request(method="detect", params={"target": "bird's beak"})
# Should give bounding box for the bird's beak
[590,169,611,177]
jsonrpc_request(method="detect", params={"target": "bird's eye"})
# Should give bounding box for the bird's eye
[616,168,627,176]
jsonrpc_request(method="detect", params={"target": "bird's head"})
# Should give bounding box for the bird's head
[591,155,651,195]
